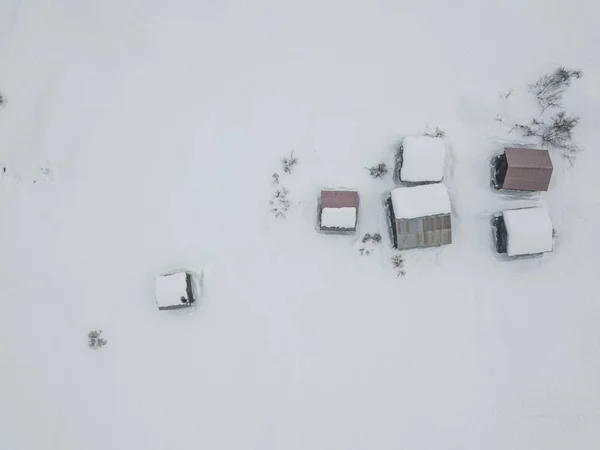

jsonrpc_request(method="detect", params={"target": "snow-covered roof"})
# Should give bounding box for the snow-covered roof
[400,136,446,183]
[391,184,451,219]
[503,207,553,257]
[321,207,357,229]
[155,272,189,309]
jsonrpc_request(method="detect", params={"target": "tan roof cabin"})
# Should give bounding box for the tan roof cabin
[493,148,553,192]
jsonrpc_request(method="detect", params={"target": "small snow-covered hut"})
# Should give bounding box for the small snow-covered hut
[318,190,358,233]
[398,136,446,184]
[493,207,553,257]
[388,184,452,250]
[492,147,553,191]
[155,270,199,311]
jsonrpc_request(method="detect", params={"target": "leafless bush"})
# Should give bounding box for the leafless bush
[391,253,405,276]
[272,173,280,185]
[367,162,389,179]
[281,151,298,174]
[88,330,107,350]
[530,67,582,111]
[516,111,580,152]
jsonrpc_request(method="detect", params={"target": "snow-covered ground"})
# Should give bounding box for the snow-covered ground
[1,1,600,449]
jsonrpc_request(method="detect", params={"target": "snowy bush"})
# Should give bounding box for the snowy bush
[516,112,580,152]
[530,67,582,111]
[272,173,280,185]
[88,330,107,350]
[424,127,445,138]
[270,187,291,219]
[390,253,406,277]
[359,233,383,256]
[281,151,298,174]
[0,92,4,107]
[367,162,389,179]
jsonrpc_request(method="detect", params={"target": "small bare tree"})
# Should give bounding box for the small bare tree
[530,67,582,111]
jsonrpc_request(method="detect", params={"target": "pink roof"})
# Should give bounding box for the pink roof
[320,190,358,208]
[505,147,553,169]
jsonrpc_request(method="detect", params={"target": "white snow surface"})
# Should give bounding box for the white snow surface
[401,136,446,182]
[155,272,188,308]
[391,184,452,219]
[2,1,600,450]
[503,207,554,257]
[320,207,357,229]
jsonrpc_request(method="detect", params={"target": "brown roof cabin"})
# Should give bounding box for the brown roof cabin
[492,148,553,191]
[319,190,358,233]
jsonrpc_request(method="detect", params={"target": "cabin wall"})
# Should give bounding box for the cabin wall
[503,166,552,191]
[395,214,452,249]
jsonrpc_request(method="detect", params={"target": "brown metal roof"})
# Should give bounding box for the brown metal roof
[320,190,358,208]
[504,148,553,169]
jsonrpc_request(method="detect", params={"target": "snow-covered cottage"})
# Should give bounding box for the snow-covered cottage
[155,270,200,310]
[387,184,452,250]
[398,136,446,184]
[492,207,553,257]
[492,147,553,191]
[318,190,358,233]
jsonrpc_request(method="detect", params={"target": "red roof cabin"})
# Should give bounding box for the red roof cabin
[318,190,359,233]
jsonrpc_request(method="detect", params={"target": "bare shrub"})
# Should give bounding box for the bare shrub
[272,173,280,185]
[530,67,582,111]
[367,162,389,179]
[0,91,4,107]
[88,330,107,350]
[281,151,298,174]
[516,111,580,152]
